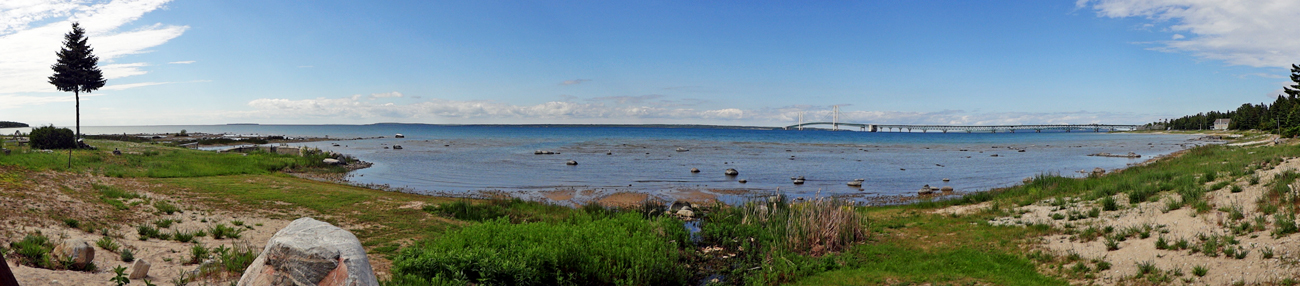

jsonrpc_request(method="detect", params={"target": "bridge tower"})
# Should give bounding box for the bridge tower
[832,105,839,131]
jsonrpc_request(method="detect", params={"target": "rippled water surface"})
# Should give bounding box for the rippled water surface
[21,124,1205,202]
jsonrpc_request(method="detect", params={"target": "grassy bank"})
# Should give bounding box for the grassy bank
[4,138,1297,285]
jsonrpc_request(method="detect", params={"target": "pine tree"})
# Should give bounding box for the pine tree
[48,22,105,166]
[1287,64,1300,99]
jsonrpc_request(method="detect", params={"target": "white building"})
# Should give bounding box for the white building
[1213,118,1231,130]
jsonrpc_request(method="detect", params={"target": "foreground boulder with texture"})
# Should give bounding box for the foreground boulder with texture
[53,239,93,270]
[237,217,378,286]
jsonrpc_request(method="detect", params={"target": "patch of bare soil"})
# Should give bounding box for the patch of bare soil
[975,157,1300,285]
[0,168,300,285]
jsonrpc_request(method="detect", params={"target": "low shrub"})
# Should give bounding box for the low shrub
[1101,196,1118,211]
[121,248,134,262]
[96,236,120,253]
[10,233,54,268]
[210,224,242,239]
[188,243,210,265]
[28,125,76,149]
[154,201,180,215]
[1192,265,1208,277]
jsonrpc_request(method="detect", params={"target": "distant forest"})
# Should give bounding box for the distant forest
[0,121,28,128]
[1154,64,1300,136]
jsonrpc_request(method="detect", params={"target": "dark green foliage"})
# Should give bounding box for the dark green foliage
[120,248,134,262]
[63,218,79,229]
[1192,265,1208,277]
[210,224,242,240]
[29,125,76,149]
[423,198,571,223]
[1274,212,1298,237]
[137,225,166,240]
[1157,64,1300,133]
[1101,196,1118,211]
[392,212,690,285]
[1095,260,1111,271]
[111,265,130,286]
[49,22,106,142]
[0,121,27,128]
[188,243,210,265]
[10,233,54,268]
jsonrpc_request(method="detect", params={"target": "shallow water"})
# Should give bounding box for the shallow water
[6,124,1204,203]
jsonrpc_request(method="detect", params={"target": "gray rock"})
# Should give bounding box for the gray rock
[724,168,739,176]
[676,209,694,218]
[690,168,700,173]
[53,240,93,269]
[941,186,954,192]
[738,179,747,183]
[566,160,578,165]
[322,158,341,165]
[237,217,378,286]
[129,260,150,279]
[846,181,862,187]
[792,179,805,185]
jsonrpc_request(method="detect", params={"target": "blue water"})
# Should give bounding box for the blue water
[0,124,1204,203]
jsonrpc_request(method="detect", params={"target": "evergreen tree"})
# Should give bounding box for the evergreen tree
[1286,64,1300,99]
[48,22,105,147]
[48,22,105,167]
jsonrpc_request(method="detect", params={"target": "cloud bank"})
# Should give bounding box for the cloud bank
[0,0,186,94]
[244,93,1157,125]
[1079,0,1300,67]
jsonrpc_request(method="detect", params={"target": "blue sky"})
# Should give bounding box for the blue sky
[2,0,1297,126]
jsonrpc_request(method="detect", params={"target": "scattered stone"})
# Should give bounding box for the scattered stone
[990,154,999,157]
[53,240,93,270]
[237,217,378,286]
[847,181,862,187]
[112,148,121,155]
[534,150,556,155]
[322,158,341,165]
[129,260,150,279]
[941,186,953,193]
[566,160,578,165]
[690,168,700,173]
[676,209,694,218]
[738,179,747,183]
[392,145,402,150]
[942,178,950,182]
[793,179,805,185]
[724,168,739,176]
[1092,167,1106,175]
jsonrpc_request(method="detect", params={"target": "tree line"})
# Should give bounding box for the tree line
[1153,64,1300,136]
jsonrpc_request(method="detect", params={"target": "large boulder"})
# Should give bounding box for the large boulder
[237,217,378,286]
[53,239,93,270]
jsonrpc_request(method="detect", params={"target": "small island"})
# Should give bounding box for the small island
[0,121,28,128]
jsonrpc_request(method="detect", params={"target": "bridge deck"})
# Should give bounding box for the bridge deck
[784,122,1141,132]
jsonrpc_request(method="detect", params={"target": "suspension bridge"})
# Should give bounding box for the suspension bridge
[782,106,1143,133]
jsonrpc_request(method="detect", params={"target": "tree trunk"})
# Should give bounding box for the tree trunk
[68,89,79,168]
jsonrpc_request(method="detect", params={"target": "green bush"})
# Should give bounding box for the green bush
[10,233,55,268]
[29,125,76,149]
[392,212,690,285]
[210,224,242,239]
[96,236,120,253]
[121,248,134,262]
[154,201,180,214]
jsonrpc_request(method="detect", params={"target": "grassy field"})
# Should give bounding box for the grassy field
[4,137,1297,285]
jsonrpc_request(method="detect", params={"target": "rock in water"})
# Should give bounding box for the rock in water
[690,168,700,173]
[322,158,341,165]
[724,168,739,176]
[566,160,578,165]
[53,239,93,270]
[237,217,378,286]
[129,260,150,279]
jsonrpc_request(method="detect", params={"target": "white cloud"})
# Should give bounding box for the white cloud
[167,60,193,64]
[1079,0,1300,67]
[368,91,403,99]
[243,94,1158,125]
[100,81,167,90]
[0,0,186,94]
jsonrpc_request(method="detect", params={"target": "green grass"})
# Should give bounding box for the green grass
[0,140,338,178]
[393,211,691,285]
